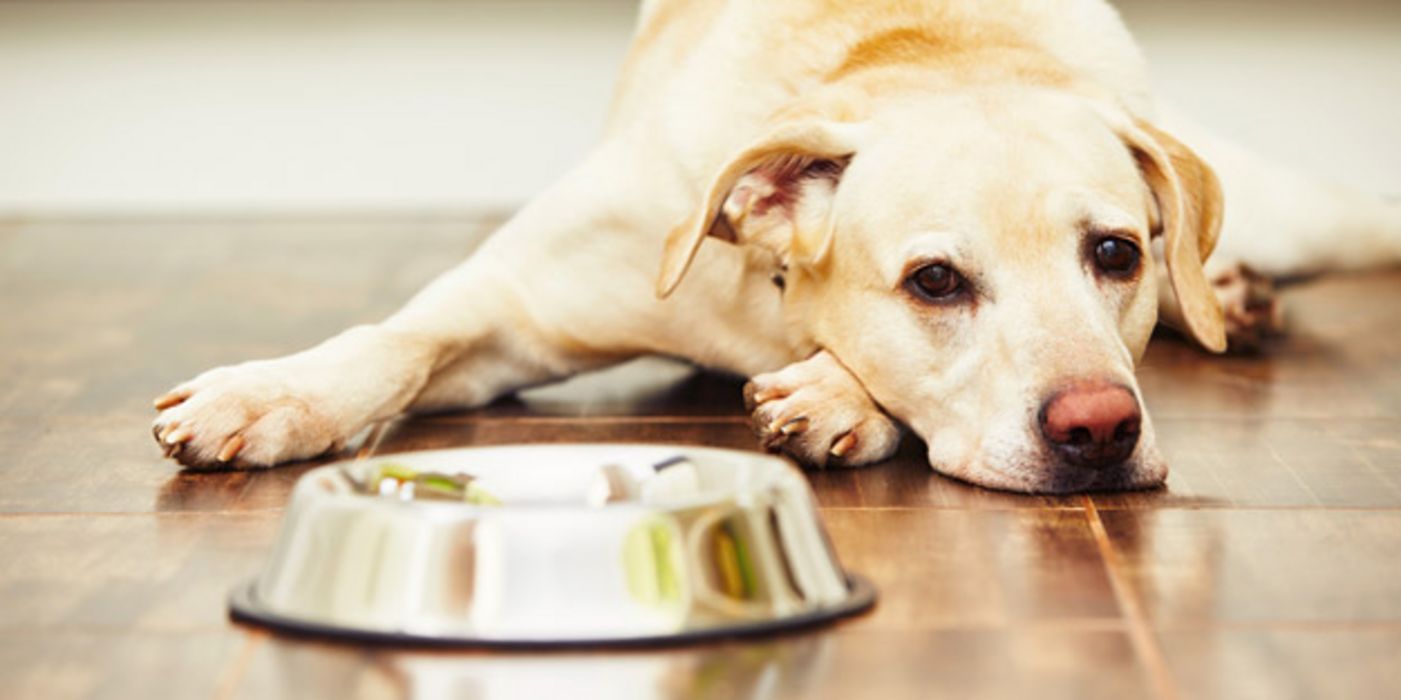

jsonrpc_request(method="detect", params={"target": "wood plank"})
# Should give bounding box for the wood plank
[1095,417,1401,509]
[0,514,276,631]
[0,630,247,700]
[5,219,1401,699]
[1158,628,1401,700]
[228,628,1153,700]
[822,509,1120,628]
[1099,509,1401,624]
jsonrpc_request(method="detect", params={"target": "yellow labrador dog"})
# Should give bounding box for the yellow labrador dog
[152,0,1401,493]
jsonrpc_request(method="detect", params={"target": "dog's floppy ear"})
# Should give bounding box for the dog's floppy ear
[655,121,861,298]
[1116,117,1228,353]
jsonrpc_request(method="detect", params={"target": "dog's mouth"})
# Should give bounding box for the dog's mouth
[925,440,1168,495]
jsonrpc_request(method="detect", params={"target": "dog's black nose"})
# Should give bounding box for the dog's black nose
[1038,382,1141,469]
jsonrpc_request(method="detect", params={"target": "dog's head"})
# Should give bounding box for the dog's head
[658,89,1225,493]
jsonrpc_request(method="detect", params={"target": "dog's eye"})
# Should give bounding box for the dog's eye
[907,263,965,301]
[1093,237,1141,277]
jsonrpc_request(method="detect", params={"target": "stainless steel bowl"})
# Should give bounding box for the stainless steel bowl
[229,444,875,647]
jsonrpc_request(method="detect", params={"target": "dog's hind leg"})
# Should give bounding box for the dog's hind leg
[1162,105,1401,279]
[1156,106,1401,349]
[152,149,661,469]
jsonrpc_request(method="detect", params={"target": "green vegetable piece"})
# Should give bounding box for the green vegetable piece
[377,462,418,482]
[722,521,757,599]
[650,521,679,600]
[368,463,499,504]
[623,518,681,607]
[464,482,502,506]
[713,528,744,598]
[415,473,465,500]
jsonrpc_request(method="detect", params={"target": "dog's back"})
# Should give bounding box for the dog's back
[610,0,1152,147]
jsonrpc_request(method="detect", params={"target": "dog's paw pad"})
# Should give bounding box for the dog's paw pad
[745,353,901,469]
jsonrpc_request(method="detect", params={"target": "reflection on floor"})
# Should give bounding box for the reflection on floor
[2,217,1400,699]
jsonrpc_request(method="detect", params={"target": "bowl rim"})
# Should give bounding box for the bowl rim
[228,574,876,649]
[234,443,876,647]
[312,442,813,514]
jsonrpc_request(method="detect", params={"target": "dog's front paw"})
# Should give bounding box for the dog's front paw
[744,351,901,469]
[151,363,343,470]
[1213,262,1284,351]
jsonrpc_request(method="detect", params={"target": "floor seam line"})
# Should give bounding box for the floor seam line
[1083,496,1181,700]
[212,628,265,700]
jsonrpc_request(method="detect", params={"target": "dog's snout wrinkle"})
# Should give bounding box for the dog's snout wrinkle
[1038,381,1141,470]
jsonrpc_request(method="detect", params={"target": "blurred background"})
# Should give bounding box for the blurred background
[0,0,1397,217]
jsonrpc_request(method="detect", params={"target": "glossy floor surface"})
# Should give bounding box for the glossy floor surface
[3,218,1400,699]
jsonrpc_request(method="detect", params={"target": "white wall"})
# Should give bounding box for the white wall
[0,0,1397,216]
[0,1,637,215]
[1117,0,1401,197]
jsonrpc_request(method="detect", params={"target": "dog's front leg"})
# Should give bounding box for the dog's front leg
[150,250,596,469]
[744,351,903,469]
[151,141,693,469]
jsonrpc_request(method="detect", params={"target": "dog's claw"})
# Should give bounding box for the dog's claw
[217,435,245,463]
[763,416,808,436]
[743,381,788,412]
[761,416,809,450]
[753,389,785,405]
[164,426,193,445]
[155,421,180,443]
[154,391,190,410]
[830,432,857,459]
[779,417,809,435]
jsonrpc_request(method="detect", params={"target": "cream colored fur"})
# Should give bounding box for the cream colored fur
[153,0,1401,493]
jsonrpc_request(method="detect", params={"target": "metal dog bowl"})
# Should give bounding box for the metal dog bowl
[229,444,875,647]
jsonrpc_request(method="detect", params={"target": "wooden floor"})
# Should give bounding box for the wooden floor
[3,217,1401,700]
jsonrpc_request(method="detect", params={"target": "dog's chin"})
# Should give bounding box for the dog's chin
[929,447,1169,495]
